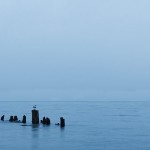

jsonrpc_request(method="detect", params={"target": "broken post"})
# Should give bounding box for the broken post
[9,116,13,122]
[1,115,4,121]
[14,116,18,121]
[32,109,39,124]
[42,116,46,124]
[41,117,50,125]
[46,117,50,125]
[22,115,26,124]
[60,117,65,127]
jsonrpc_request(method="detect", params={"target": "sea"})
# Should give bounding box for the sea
[0,101,150,150]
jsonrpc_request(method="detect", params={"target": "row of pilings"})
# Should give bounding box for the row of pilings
[1,115,26,123]
[1,109,65,128]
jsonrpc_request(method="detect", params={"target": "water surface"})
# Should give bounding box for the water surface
[0,101,150,150]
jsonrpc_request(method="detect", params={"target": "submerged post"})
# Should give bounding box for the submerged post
[1,115,4,121]
[32,109,39,124]
[9,116,13,122]
[22,115,26,124]
[14,116,18,121]
[41,116,51,125]
[60,117,65,127]
[46,117,50,125]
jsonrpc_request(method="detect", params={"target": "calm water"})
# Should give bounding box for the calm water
[0,101,150,150]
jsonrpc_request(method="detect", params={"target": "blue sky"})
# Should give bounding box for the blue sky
[0,0,150,101]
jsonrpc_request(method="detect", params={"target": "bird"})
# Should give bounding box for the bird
[33,105,36,109]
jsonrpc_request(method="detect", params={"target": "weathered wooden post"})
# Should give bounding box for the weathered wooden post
[14,116,18,121]
[1,115,4,121]
[32,109,39,124]
[41,116,51,125]
[46,117,50,125]
[9,116,13,122]
[22,115,26,124]
[60,117,65,127]
[42,116,46,124]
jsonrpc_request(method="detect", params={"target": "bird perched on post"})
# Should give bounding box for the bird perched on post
[33,105,36,110]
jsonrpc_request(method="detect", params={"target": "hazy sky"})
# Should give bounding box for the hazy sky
[0,0,150,101]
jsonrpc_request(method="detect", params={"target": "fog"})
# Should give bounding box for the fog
[0,0,150,101]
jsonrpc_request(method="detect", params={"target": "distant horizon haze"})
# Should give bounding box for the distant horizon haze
[0,0,150,101]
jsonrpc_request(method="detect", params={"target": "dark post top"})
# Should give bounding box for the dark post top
[32,109,39,124]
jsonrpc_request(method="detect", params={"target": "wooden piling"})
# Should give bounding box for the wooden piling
[9,116,13,122]
[22,115,26,124]
[32,109,39,124]
[46,117,50,125]
[14,116,18,121]
[41,117,50,125]
[42,116,46,124]
[1,115,4,121]
[60,117,65,127]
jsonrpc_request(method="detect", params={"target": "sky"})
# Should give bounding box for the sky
[0,0,150,101]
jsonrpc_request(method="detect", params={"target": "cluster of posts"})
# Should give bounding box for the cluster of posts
[8,115,26,123]
[0,109,65,128]
[1,115,26,123]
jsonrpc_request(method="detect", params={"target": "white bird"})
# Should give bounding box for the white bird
[33,105,36,109]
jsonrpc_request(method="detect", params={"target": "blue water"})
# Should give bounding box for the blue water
[0,101,150,150]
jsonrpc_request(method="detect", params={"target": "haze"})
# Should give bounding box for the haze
[0,0,150,101]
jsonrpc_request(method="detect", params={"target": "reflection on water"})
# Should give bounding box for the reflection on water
[31,125,39,150]
[32,124,40,130]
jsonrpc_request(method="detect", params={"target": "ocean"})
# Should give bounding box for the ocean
[0,101,150,150]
